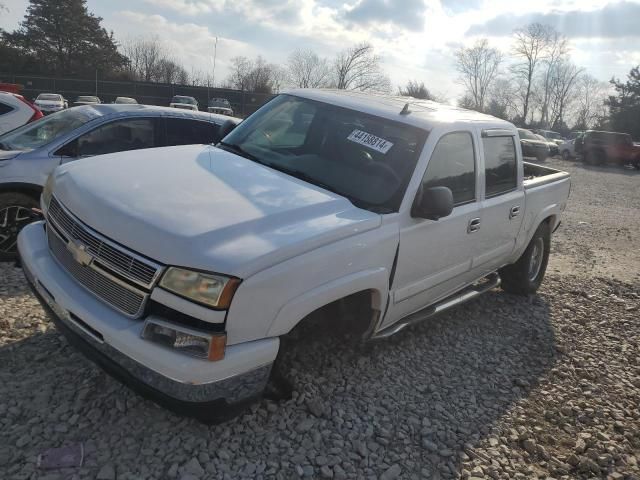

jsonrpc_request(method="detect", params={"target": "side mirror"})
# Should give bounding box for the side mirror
[411,185,454,220]
[218,118,241,141]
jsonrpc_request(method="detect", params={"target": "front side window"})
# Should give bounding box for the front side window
[222,94,428,213]
[166,118,218,145]
[422,132,476,206]
[0,108,98,151]
[483,136,517,197]
[74,118,157,156]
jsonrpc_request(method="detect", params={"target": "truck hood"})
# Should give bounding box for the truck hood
[52,145,381,278]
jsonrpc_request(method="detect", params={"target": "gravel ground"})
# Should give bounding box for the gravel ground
[0,158,639,480]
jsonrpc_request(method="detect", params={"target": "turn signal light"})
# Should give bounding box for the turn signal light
[141,317,226,361]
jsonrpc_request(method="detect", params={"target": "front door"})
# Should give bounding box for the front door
[383,131,481,329]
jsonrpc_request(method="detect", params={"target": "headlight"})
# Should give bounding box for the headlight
[159,267,240,309]
[41,172,54,211]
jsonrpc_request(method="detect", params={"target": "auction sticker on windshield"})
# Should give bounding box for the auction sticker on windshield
[347,130,394,154]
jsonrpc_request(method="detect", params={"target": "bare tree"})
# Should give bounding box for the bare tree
[398,80,436,100]
[332,43,391,92]
[226,56,253,90]
[539,30,569,127]
[121,36,189,84]
[287,49,330,88]
[511,23,553,124]
[226,56,285,94]
[573,74,609,130]
[486,77,520,120]
[454,39,503,112]
[548,60,583,128]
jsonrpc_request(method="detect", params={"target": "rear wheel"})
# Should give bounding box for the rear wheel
[0,192,39,262]
[499,222,551,295]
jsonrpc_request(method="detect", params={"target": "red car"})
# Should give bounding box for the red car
[576,130,640,169]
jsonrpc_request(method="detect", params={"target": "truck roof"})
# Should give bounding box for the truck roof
[286,88,514,132]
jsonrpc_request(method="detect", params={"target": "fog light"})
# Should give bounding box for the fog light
[141,317,225,361]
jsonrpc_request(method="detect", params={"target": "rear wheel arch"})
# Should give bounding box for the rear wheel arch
[0,182,42,200]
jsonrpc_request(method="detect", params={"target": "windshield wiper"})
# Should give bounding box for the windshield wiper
[217,141,260,163]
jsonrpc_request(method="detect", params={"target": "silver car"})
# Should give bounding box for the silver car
[0,104,241,260]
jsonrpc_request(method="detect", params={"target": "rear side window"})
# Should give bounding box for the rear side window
[0,102,14,115]
[422,132,476,206]
[165,118,219,146]
[76,118,158,157]
[483,136,517,197]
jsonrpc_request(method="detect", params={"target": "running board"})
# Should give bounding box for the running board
[371,273,501,340]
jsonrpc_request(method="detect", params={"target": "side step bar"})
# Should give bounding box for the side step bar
[371,273,501,340]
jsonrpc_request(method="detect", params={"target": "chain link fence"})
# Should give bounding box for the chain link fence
[0,72,275,118]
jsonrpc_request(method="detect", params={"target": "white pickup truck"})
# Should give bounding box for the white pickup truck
[18,90,570,421]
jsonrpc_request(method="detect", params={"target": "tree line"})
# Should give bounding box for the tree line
[1,0,639,137]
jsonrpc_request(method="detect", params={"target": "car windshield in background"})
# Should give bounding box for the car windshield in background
[209,99,230,107]
[77,96,98,103]
[173,96,196,104]
[37,94,61,101]
[221,94,428,213]
[0,108,97,151]
[518,129,538,141]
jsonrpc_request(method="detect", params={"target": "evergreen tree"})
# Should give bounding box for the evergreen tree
[3,0,126,77]
[607,66,640,139]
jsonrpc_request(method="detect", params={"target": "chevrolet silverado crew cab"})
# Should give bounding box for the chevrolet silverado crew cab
[18,90,571,421]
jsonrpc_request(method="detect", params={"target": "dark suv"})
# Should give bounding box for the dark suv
[576,130,640,168]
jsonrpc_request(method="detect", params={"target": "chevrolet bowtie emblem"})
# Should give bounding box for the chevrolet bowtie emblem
[66,239,94,267]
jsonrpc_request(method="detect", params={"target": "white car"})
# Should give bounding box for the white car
[114,97,137,104]
[34,93,66,115]
[559,139,576,160]
[170,95,198,111]
[19,90,571,422]
[0,91,43,135]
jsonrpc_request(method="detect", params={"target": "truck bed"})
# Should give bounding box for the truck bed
[523,162,570,189]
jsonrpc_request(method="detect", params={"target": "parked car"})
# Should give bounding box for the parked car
[535,133,559,157]
[34,93,67,115]
[518,128,550,161]
[575,130,640,168]
[18,90,571,421]
[0,91,43,135]
[0,104,241,260]
[534,129,564,146]
[114,97,137,104]
[73,96,101,106]
[559,138,576,160]
[208,98,234,116]
[170,95,198,111]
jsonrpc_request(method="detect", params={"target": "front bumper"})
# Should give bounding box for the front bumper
[18,222,278,421]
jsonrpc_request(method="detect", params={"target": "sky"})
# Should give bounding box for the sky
[1,0,639,100]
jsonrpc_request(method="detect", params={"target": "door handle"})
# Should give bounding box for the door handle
[467,218,481,233]
[509,206,521,219]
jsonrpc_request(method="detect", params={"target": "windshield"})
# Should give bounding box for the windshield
[518,129,538,140]
[547,132,562,140]
[77,96,98,102]
[209,99,230,107]
[221,94,428,213]
[37,94,61,101]
[173,96,196,105]
[0,108,97,151]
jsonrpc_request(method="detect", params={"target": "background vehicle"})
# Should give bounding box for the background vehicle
[518,128,550,161]
[170,95,198,111]
[559,138,576,160]
[536,133,559,156]
[114,97,137,104]
[0,105,241,260]
[73,96,101,106]
[207,98,234,116]
[34,93,66,114]
[0,91,43,135]
[18,90,570,421]
[575,130,640,168]
[534,129,564,146]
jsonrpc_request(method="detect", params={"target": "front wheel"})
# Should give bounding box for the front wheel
[499,222,551,295]
[0,192,40,262]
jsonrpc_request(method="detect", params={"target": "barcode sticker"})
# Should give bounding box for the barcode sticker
[347,129,394,154]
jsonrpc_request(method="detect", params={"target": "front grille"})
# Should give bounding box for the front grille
[47,226,146,317]
[47,197,160,287]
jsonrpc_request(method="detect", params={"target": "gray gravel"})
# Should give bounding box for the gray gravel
[1,157,639,480]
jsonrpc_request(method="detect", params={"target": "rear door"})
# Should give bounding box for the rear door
[164,118,220,145]
[472,130,524,274]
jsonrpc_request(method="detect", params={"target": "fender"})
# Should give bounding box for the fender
[513,204,560,261]
[267,267,390,338]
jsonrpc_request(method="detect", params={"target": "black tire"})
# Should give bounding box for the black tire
[499,222,551,295]
[561,150,571,161]
[584,149,605,166]
[0,192,40,262]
